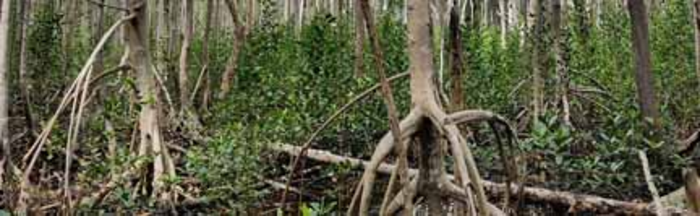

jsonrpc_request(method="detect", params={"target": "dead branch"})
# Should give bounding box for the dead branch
[639,150,665,216]
[271,143,689,215]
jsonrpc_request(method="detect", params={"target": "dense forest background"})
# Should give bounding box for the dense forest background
[0,0,699,214]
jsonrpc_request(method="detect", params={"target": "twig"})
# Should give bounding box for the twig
[638,150,666,216]
[190,64,208,104]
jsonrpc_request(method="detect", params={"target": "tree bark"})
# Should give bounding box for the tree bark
[179,0,193,109]
[0,0,11,183]
[530,0,544,119]
[200,0,214,109]
[18,0,34,133]
[219,0,246,99]
[500,0,507,47]
[627,0,660,128]
[354,0,365,77]
[552,0,572,127]
[694,0,700,90]
[450,0,466,112]
[124,0,172,203]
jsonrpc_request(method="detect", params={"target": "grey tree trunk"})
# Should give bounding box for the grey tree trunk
[18,0,33,133]
[201,0,214,109]
[0,0,12,183]
[124,0,173,203]
[354,0,365,77]
[552,0,572,126]
[179,0,194,109]
[530,0,544,119]
[627,0,660,127]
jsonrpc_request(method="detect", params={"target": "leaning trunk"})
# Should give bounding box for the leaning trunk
[219,0,246,99]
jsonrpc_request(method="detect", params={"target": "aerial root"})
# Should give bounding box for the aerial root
[386,177,418,215]
[349,106,516,215]
[347,110,422,216]
[358,111,421,215]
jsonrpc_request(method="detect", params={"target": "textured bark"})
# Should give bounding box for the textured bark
[416,124,444,215]
[124,0,172,202]
[167,0,179,79]
[552,0,572,126]
[449,0,466,112]
[627,0,660,127]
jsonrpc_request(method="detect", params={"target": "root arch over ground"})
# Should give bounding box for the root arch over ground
[343,0,514,215]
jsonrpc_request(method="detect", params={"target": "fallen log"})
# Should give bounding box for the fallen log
[270,143,689,215]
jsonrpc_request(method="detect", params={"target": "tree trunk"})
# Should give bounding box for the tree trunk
[0,0,12,184]
[200,0,214,110]
[179,0,193,110]
[694,0,700,90]
[450,0,466,112]
[297,0,305,33]
[552,0,571,126]
[530,0,544,120]
[167,0,179,81]
[62,0,80,77]
[354,0,365,77]
[124,0,172,203]
[500,0,507,48]
[219,0,246,99]
[627,0,660,128]
[18,0,33,133]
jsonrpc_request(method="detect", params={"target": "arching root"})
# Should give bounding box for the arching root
[347,110,422,215]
